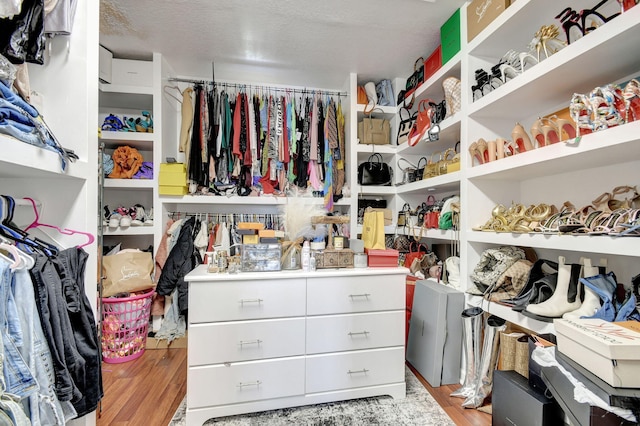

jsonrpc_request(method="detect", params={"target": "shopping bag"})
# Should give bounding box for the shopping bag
[102,251,154,297]
[362,209,386,250]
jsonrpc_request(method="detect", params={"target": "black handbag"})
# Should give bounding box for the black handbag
[358,153,393,186]
[405,57,424,94]
[396,107,417,145]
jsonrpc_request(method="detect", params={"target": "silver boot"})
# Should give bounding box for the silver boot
[451,307,484,398]
[462,315,506,408]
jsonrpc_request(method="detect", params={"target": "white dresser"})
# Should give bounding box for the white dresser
[184,265,408,425]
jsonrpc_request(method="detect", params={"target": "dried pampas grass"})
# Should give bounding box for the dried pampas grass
[280,198,327,242]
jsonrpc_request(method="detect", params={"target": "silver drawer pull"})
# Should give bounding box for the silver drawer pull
[239,298,263,305]
[237,380,262,388]
[348,331,370,337]
[238,339,262,347]
[348,293,370,299]
[347,369,369,375]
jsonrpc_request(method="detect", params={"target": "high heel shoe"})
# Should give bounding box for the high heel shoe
[590,86,625,131]
[472,69,490,102]
[623,79,640,123]
[500,63,520,84]
[511,123,534,153]
[569,93,594,136]
[495,137,507,160]
[518,52,538,73]
[555,1,620,45]
[529,25,566,62]
[530,118,545,148]
[548,115,577,141]
[476,138,489,164]
[468,141,483,166]
[487,140,497,163]
[608,185,640,210]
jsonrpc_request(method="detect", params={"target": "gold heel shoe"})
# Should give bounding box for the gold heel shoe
[512,123,534,153]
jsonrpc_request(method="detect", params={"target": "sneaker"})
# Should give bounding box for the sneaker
[116,207,132,228]
[144,207,154,226]
[131,204,145,226]
[103,205,111,227]
[108,211,122,228]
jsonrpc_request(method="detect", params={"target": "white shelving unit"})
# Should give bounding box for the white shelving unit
[460,0,640,334]
[99,58,160,251]
[1,2,99,425]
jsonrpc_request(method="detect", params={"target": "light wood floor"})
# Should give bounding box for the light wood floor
[97,348,490,426]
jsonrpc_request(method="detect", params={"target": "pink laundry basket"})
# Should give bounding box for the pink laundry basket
[101,288,154,363]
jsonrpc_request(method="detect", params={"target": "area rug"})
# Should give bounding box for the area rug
[169,366,454,425]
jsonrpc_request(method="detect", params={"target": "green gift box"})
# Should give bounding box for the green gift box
[440,8,461,65]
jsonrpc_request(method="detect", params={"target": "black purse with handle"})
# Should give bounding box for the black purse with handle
[358,153,393,186]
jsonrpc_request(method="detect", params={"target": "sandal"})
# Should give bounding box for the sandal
[608,185,640,210]
[123,117,137,132]
[101,114,124,131]
[569,93,594,136]
[623,79,640,123]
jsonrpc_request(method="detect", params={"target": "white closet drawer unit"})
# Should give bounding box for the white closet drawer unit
[306,311,405,354]
[188,318,305,366]
[305,347,405,394]
[187,357,305,408]
[189,279,306,323]
[307,275,404,315]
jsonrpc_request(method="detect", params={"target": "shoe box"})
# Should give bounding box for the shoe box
[554,318,640,388]
[406,279,463,387]
[541,365,637,426]
[493,370,563,426]
[159,162,188,195]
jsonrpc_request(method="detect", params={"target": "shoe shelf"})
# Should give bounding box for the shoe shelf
[467,120,640,181]
[396,171,460,195]
[467,230,640,259]
[103,227,155,236]
[99,83,153,106]
[468,4,640,121]
[466,294,555,335]
[396,113,461,156]
[99,130,155,150]
[0,135,89,180]
[103,178,154,189]
[410,53,462,106]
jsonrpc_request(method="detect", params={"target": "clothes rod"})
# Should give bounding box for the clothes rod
[167,78,347,97]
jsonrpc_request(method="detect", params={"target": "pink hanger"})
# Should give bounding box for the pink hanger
[22,197,95,248]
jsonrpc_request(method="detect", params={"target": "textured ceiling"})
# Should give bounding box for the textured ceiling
[100,0,466,89]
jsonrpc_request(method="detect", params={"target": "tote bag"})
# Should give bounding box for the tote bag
[362,209,386,250]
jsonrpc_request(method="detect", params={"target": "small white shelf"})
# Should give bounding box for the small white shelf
[103,226,155,236]
[99,83,153,96]
[356,224,397,235]
[356,144,398,155]
[100,130,155,150]
[396,171,460,195]
[467,230,640,258]
[397,226,458,242]
[356,104,398,119]
[466,295,555,335]
[0,135,89,180]
[104,179,154,189]
[410,53,462,104]
[467,121,640,181]
[356,186,396,196]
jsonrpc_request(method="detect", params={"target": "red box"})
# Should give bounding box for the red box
[364,248,399,267]
[424,46,442,82]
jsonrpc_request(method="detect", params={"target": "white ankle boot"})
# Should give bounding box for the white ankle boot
[526,256,582,318]
[563,258,606,319]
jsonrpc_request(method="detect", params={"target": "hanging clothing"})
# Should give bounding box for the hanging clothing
[178,87,194,153]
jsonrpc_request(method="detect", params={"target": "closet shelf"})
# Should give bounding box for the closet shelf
[396,113,461,155]
[356,104,397,118]
[467,231,640,258]
[396,172,460,195]
[99,83,153,96]
[411,53,462,104]
[159,195,352,206]
[467,121,640,181]
[103,227,155,236]
[0,135,89,180]
[356,186,396,196]
[469,5,640,121]
[356,144,397,155]
[397,226,457,242]
[103,179,154,189]
[98,86,153,111]
[466,294,555,335]
[356,224,397,235]
[100,131,155,150]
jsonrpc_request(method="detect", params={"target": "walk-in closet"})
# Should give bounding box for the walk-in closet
[1,0,640,425]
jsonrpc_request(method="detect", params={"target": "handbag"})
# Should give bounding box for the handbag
[397,202,411,226]
[397,158,417,185]
[396,107,416,145]
[405,241,429,270]
[439,195,460,230]
[357,86,368,104]
[408,99,434,146]
[446,141,461,173]
[423,195,440,229]
[357,198,387,224]
[357,153,393,186]
[358,111,390,145]
[415,157,427,181]
[405,57,424,94]
[423,152,441,179]
[376,79,395,106]
[442,76,462,116]
[428,100,447,141]
[365,206,392,226]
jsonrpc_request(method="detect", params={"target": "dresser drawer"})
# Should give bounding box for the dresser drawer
[187,357,305,408]
[189,279,306,323]
[306,311,404,354]
[307,274,404,315]
[306,347,405,394]
[189,318,305,366]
